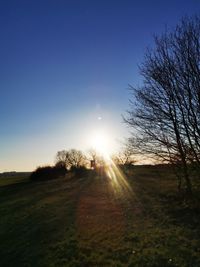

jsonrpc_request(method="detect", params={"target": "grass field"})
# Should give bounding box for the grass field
[0,166,200,267]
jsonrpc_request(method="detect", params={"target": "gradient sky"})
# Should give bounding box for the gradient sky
[1,0,200,171]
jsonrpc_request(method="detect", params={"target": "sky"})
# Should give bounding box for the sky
[0,0,200,171]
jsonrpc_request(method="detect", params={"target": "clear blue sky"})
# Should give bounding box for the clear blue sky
[0,0,199,171]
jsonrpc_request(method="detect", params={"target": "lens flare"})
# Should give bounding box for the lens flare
[105,158,133,198]
[89,129,132,198]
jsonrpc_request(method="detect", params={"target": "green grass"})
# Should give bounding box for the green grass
[0,174,29,186]
[0,167,200,267]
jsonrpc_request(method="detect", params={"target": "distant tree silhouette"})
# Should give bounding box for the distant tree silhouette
[55,150,69,169]
[55,149,86,170]
[125,16,200,194]
[112,145,136,167]
[87,148,104,169]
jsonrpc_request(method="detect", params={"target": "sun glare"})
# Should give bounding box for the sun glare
[87,128,133,198]
[91,130,111,158]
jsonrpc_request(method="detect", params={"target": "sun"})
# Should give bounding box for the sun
[90,130,112,158]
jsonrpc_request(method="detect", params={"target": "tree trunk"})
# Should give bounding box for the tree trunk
[182,163,192,196]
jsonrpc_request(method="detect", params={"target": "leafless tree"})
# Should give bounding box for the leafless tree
[88,149,99,162]
[87,148,104,168]
[125,16,200,194]
[55,150,69,168]
[55,149,86,170]
[112,145,136,166]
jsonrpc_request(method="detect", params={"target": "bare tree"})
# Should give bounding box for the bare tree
[55,150,69,168]
[88,149,99,162]
[87,148,104,168]
[55,149,86,170]
[112,145,136,166]
[125,16,200,194]
[67,149,86,169]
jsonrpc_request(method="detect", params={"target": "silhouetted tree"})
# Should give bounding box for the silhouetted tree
[125,16,200,194]
[112,145,136,167]
[55,150,69,169]
[87,148,104,168]
[67,149,86,169]
[55,149,86,170]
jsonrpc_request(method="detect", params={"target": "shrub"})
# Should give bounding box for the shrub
[71,165,89,177]
[30,165,67,181]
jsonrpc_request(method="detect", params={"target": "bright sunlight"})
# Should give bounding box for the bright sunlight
[90,129,113,158]
[88,128,133,198]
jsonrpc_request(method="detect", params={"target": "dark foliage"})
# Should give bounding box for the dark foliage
[71,165,90,177]
[30,165,67,181]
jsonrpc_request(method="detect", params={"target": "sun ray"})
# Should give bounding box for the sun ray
[89,128,133,198]
[105,158,133,198]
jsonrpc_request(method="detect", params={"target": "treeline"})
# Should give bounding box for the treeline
[30,147,135,181]
[30,149,85,181]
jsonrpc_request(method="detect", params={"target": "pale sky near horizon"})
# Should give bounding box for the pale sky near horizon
[1,0,200,171]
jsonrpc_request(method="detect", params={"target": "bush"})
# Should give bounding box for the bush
[71,166,89,177]
[30,165,67,181]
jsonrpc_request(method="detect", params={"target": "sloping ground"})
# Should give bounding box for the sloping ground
[76,176,126,249]
[75,173,145,267]
[0,175,91,267]
[0,167,200,267]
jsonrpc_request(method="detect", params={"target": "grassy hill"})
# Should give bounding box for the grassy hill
[0,166,200,267]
